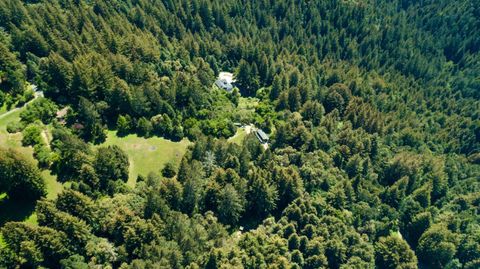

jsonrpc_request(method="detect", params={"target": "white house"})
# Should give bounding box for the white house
[215,72,236,92]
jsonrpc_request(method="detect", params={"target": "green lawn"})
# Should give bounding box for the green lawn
[238,97,259,112]
[0,107,22,131]
[100,131,191,186]
[0,106,190,236]
[228,128,248,145]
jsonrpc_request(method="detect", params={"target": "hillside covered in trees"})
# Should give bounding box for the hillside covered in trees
[0,0,479,268]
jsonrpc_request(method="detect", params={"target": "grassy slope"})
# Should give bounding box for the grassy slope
[228,128,247,145]
[238,96,259,111]
[101,131,191,186]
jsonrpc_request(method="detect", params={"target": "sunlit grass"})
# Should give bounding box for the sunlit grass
[228,128,247,145]
[100,131,191,186]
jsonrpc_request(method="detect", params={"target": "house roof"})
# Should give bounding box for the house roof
[215,79,233,91]
[56,107,69,118]
[256,129,269,141]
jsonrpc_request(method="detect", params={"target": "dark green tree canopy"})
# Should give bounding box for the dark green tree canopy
[0,0,479,268]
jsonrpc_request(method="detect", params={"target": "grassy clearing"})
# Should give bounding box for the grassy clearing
[0,109,35,165]
[43,170,63,200]
[228,128,247,145]
[238,97,259,112]
[100,131,191,186]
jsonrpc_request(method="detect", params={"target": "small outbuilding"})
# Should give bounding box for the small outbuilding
[255,129,269,144]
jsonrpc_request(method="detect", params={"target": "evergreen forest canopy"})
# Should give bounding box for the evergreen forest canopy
[0,0,479,268]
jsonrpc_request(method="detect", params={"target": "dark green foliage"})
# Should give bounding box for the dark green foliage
[1,222,71,268]
[375,235,417,269]
[93,145,129,193]
[0,32,25,97]
[216,184,244,225]
[247,174,278,219]
[235,59,259,97]
[20,97,58,124]
[301,101,325,126]
[161,162,177,178]
[55,189,95,225]
[33,144,52,168]
[136,117,152,137]
[75,97,106,143]
[0,148,46,201]
[417,225,458,268]
[0,0,479,268]
[36,200,92,254]
[50,128,92,182]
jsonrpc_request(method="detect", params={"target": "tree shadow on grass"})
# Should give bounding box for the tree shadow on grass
[0,195,36,226]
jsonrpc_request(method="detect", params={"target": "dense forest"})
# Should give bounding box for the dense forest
[0,0,479,268]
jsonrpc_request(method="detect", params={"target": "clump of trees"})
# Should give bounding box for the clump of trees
[0,148,45,201]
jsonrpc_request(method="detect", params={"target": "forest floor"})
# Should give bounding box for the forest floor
[99,131,191,186]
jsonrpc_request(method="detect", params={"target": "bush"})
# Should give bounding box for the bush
[0,91,5,106]
[22,124,43,146]
[0,148,46,201]
[137,117,153,137]
[33,144,52,168]
[117,115,132,136]
[171,125,184,141]
[162,162,177,178]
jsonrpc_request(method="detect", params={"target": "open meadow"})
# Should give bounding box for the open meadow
[100,131,191,186]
